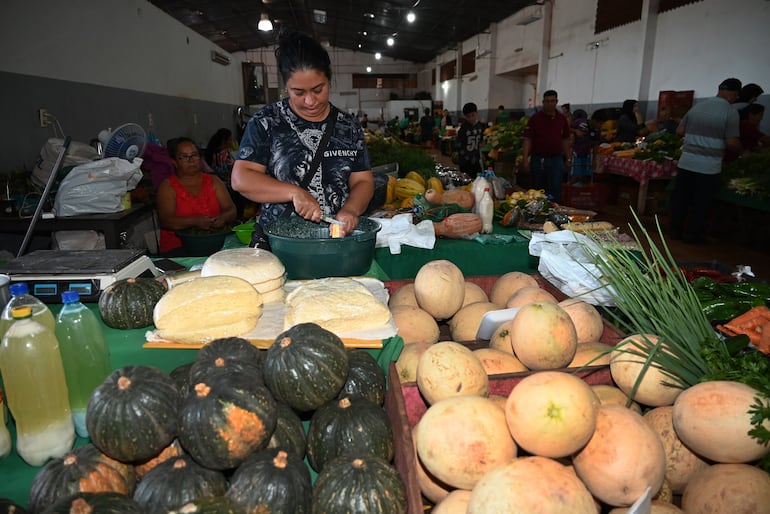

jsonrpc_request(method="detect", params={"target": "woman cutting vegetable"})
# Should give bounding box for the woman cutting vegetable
[231,30,374,242]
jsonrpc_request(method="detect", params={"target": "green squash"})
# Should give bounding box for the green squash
[266,402,307,460]
[98,277,166,329]
[165,496,244,514]
[227,448,311,514]
[170,362,194,395]
[189,337,264,386]
[43,492,144,513]
[312,455,407,514]
[28,444,136,513]
[133,455,227,513]
[178,373,277,470]
[338,350,386,405]
[86,366,181,463]
[262,322,349,412]
[307,395,394,473]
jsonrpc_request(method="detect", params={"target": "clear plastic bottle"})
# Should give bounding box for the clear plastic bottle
[0,282,55,342]
[55,290,112,438]
[0,306,75,466]
[479,187,494,234]
[0,391,10,459]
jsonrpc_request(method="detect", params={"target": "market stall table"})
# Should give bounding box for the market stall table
[598,155,677,214]
[373,225,536,280]
[0,256,401,508]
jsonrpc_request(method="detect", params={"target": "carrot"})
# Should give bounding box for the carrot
[725,305,770,328]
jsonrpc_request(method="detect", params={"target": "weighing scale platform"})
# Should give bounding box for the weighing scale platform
[0,249,160,303]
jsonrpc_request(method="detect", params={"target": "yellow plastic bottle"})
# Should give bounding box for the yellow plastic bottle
[0,306,75,466]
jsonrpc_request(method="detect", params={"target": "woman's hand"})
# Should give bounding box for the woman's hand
[194,215,216,230]
[334,208,360,236]
[291,188,322,221]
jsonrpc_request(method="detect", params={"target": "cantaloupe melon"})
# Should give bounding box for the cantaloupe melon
[610,334,683,407]
[391,305,440,344]
[415,395,516,490]
[416,341,489,404]
[460,281,489,308]
[592,384,642,414]
[413,260,465,320]
[682,463,770,514]
[558,298,604,343]
[448,301,497,342]
[488,319,514,354]
[431,489,472,514]
[473,348,528,376]
[568,341,613,368]
[395,342,433,382]
[505,285,558,308]
[389,283,419,309]
[489,272,539,308]
[411,427,454,504]
[509,302,577,370]
[609,500,683,513]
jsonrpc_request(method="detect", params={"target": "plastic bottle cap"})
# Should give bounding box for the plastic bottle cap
[9,283,29,296]
[11,306,32,319]
[61,290,80,304]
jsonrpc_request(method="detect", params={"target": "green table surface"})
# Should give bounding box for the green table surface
[374,224,537,280]
[717,188,770,212]
[0,254,402,508]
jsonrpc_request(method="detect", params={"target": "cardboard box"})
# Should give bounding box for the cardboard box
[383,274,626,513]
[561,183,610,211]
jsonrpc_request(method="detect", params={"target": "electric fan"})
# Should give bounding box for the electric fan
[98,123,147,161]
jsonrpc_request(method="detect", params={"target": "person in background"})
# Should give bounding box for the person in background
[615,99,649,143]
[440,109,452,129]
[569,109,594,185]
[670,78,742,244]
[561,103,573,127]
[156,137,237,254]
[231,30,373,239]
[455,102,485,177]
[204,128,236,182]
[732,82,764,111]
[360,113,369,129]
[521,90,571,202]
[725,103,770,161]
[419,107,435,146]
[494,105,509,125]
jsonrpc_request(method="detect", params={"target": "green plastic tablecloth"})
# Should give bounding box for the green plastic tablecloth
[374,224,537,280]
[0,254,402,508]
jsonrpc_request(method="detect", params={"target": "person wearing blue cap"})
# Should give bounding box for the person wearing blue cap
[669,77,743,244]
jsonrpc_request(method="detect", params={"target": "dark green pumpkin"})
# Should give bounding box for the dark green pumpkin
[86,365,181,462]
[226,448,311,514]
[133,455,227,514]
[0,498,29,514]
[307,395,394,473]
[189,337,264,387]
[42,492,144,513]
[311,454,407,514]
[266,402,307,459]
[338,350,386,405]
[165,496,244,514]
[28,444,136,513]
[262,322,349,412]
[98,277,166,329]
[170,362,195,395]
[178,373,277,470]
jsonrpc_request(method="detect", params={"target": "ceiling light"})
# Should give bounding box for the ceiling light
[357,43,362,49]
[406,11,416,23]
[386,37,394,46]
[375,52,382,60]
[258,13,273,31]
[313,9,327,24]
[362,31,368,36]
[366,66,372,73]
[363,12,375,19]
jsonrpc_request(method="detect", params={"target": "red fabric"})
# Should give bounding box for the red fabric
[600,155,678,184]
[160,173,222,252]
[523,110,571,155]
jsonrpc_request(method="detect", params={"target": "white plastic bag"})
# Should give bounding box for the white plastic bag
[31,138,99,188]
[53,157,143,217]
[529,230,617,306]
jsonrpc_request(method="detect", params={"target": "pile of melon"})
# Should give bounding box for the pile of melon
[391,260,770,513]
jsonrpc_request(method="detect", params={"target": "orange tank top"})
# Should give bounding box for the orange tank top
[160,173,222,253]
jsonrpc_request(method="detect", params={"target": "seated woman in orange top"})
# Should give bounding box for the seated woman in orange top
[156,137,237,254]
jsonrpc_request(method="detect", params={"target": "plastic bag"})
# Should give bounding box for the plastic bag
[53,158,143,217]
[528,230,617,306]
[31,138,99,188]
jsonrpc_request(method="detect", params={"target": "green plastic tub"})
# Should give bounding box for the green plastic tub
[265,216,381,279]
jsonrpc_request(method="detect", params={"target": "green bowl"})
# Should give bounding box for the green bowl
[265,216,381,279]
[176,230,228,256]
[232,222,256,245]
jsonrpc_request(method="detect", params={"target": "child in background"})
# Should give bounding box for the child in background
[569,109,593,185]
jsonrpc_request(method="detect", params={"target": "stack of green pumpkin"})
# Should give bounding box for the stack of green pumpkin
[24,323,406,514]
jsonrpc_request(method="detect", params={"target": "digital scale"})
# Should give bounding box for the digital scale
[0,249,160,303]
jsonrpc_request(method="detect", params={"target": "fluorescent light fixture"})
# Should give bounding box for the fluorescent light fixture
[386,37,394,46]
[406,11,416,23]
[258,13,273,31]
[375,52,382,60]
